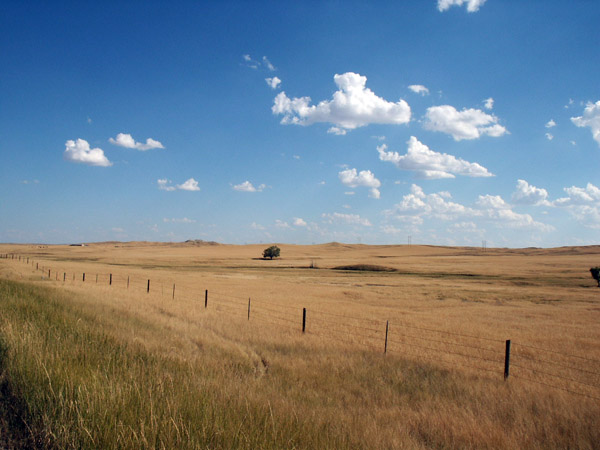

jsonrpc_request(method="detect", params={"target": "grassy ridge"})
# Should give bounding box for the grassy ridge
[0,279,347,449]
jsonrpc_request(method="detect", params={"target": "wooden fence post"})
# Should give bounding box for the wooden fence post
[83,273,85,282]
[205,290,208,308]
[48,269,50,278]
[127,276,130,289]
[172,284,176,300]
[302,308,306,333]
[109,274,112,285]
[63,273,66,282]
[248,298,251,320]
[384,320,389,354]
[504,339,511,380]
[147,279,150,293]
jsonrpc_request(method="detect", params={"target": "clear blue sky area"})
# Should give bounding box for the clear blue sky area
[1,0,599,246]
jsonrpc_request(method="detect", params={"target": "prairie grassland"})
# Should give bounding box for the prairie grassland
[0,242,599,448]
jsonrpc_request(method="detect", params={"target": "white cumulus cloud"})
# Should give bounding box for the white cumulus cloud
[377,136,493,179]
[64,139,112,167]
[438,0,487,12]
[476,194,554,231]
[293,217,308,227]
[408,84,429,95]
[511,180,550,206]
[553,183,600,229]
[386,184,552,232]
[272,72,411,134]
[483,97,494,110]
[265,77,281,89]
[177,178,200,191]
[338,168,381,199]
[546,119,556,128]
[423,105,507,141]
[545,133,554,141]
[109,133,164,151]
[158,178,199,191]
[571,101,600,146]
[232,181,266,192]
[322,212,372,227]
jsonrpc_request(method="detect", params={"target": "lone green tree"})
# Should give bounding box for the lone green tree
[263,245,280,260]
[591,267,600,287]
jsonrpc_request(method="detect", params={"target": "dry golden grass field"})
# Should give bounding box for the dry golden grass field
[0,241,599,449]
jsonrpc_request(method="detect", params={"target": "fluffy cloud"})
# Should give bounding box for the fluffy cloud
[322,212,372,227]
[511,180,550,206]
[232,181,266,192]
[423,105,507,140]
[272,72,411,133]
[157,178,200,191]
[408,84,429,95]
[438,0,487,12]
[177,178,200,191]
[338,168,381,198]
[386,184,552,231]
[377,136,493,179]
[571,101,600,146]
[483,97,494,110]
[555,183,600,206]
[109,133,164,151]
[390,184,475,220]
[293,217,307,227]
[545,133,554,141]
[554,183,600,229]
[546,119,556,128]
[64,139,112,167]
[275,219,291,229]
[476,194,554,231]
[265,77,281,89]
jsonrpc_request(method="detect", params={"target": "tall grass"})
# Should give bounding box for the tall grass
[1,272,599,448]
[0,279,350,449]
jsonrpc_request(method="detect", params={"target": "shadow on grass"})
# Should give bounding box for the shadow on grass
[0,341,43,449]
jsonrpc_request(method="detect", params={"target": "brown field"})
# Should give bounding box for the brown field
[1,241,599,448]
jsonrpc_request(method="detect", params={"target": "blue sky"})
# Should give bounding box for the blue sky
[1,0,599,247]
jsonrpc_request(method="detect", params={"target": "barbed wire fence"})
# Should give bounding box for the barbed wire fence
[2,253,599,401]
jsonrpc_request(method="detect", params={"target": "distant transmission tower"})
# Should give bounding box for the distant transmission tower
[482,240,487,252]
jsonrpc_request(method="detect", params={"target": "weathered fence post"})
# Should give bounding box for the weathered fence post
[63,272,66,282]
[205,290,208,308]
[36,262,38,270]
[248,298,251,320]
[302,308,306,333]
[172,284,176,300]
[384,320,389,354]
[109,274,112,285]
[48,269,51,278]
[504,339,511,380]
[147,279,150,293]
[83,273,85,282]
[127,276,130,289]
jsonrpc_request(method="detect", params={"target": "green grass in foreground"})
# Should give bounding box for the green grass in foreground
[0,279,345,449]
